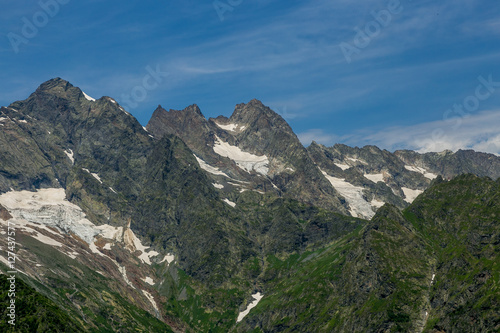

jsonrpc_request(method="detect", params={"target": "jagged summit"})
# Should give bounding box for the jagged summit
[37,77,71,89]
[1,79,499,332]
[229,99,290,132]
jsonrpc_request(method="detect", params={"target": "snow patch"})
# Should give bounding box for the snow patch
[334,162,350,170]
[321,169,375,219]
[364,173,384,183]
[370,199,385,209]
[67,251,79,259]
[96,224,124,242]
[215,122,247,132]
[119,265,135,288]
[142,289,159,314]
[123,228,159,265]
[0,255,10,267]
[213,136,269,175]
[142,277,155,285]
[237,292,264,323]
[212,183,224,189]
[89,242,106,257]
[347,157,366,164]
[404,165,437,180]
[30,231,64,247]
[82,92,95,102]
[160,254,175,264]
[82,168,103,184]
[401,187,423,203]
[223,198,236,207]
[18,119,27,123]
[0,117,8,122]
[65,149,74,164]
[194,155,230,177]
[215,122,237,131]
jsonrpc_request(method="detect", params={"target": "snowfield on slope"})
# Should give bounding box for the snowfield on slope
[213,135,269,175]
[0,188,161,264]
[402,187,424,203]
[194,155,230,177]
[214,121,247,132]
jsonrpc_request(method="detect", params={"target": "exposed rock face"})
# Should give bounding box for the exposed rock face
[147,99,350,215]
[1,78,499,332]
[395,149,500,180]
[307,142,500,217]
[0,203,12,220]
[147,102,500,220]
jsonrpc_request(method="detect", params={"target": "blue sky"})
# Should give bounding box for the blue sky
[1,0,500,154]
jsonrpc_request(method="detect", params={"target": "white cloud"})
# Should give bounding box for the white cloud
[298,129,339,147]
[341,109,500,155]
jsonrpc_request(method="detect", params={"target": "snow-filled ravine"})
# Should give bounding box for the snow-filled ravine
[194,155,230,177]
[237,292,264,323]
[320,169,380,219]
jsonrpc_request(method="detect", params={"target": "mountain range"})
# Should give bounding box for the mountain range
[0,78,498,332]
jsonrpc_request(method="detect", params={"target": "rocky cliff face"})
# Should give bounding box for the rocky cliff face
[307,142,500,218]
[0,78,498,332]
[147,99,350,215]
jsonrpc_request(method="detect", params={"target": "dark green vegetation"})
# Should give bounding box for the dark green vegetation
[0,79,499,332]
[236,175,500,332]
[0,274,84,332]
[0,236,174,333]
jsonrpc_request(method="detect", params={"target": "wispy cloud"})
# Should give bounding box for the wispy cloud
[298,129,339,147]
[340,109,500,155]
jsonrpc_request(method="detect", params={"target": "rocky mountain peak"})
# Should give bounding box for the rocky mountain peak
[37,77,72,91]
[32,77,86,102]
[146,103,211,151]
[229,99,290,133]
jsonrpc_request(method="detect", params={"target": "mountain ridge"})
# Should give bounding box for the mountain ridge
[0,78,498,332]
